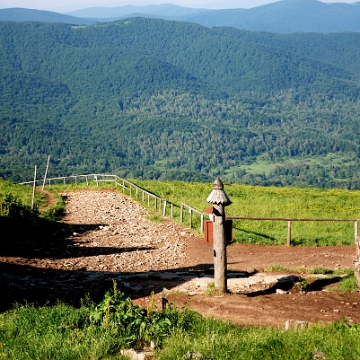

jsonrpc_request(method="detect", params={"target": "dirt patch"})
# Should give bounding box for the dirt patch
[0,189,358,327]
[38,189,56,211]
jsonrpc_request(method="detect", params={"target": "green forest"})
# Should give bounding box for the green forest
[1,18,360,188]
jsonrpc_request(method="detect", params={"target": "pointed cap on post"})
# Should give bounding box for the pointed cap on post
[206,177,232,205]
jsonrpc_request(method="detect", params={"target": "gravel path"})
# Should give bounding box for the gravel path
[57,189,196,273]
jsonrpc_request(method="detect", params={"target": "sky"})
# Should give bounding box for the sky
[0,0,358,12]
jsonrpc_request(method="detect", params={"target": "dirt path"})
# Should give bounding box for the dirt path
[1,190,359,327]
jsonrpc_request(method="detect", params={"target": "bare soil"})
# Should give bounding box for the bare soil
[1,189,359,327]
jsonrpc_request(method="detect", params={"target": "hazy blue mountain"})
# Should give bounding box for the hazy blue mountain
[67,4,209,19]
[67,0,360,33]
[181,0,360,33]
[0,8,97,25]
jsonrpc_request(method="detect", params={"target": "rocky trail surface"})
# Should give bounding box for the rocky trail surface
[1,189,359,327]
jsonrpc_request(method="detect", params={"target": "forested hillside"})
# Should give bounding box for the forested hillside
[1,18,360,188]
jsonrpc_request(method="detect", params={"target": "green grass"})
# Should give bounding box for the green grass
[0,180,47,213]
[157,318,360,360]
[337,273,358,293]
[146,214,164,223]
[1,285,360,360]
[131,179,360,246]
[0,283,199,360]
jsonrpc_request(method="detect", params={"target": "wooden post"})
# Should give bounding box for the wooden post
[154,197,157,210]
[213,203,227,293]
[31,165,37,211]
[189,209,193,229]
[142,190,145,202]
[180,203,184,223]
[355,220,358,240]
[206,178,232,294]
[85,176,89,186]
[95,175,99,187]
[287,221,292,246]
[148,193,150,207]
[42,155,50,191]
[130,184,132,197]
[163,200,167,217]
[171,204,174,218]
[355,221,360,288]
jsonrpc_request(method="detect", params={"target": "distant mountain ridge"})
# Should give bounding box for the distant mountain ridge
[1,0,360,33]
[2,18,360,187]
[0,8,96,25]
[66,0,360,33]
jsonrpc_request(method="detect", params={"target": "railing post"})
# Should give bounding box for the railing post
[180,203,184,223]
[171,204,174,218]
[85,176,88,186]
[130,184,132,197]
[31,165,37,211]
[142,190,145,202]
[148,193,150,207]
[355,220,358,241]
[163,200,167,216]
[287,221,292,246]
[95,175,98,187]
[154,197,157,210]
[189,209,193,229]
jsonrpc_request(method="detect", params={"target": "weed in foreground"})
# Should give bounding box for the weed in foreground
[0,281,199,359]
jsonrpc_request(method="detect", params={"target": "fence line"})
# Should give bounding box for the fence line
[20,173,170,216]
[20,173,360,245]
[180,202,207,235]
[226,216,359,246]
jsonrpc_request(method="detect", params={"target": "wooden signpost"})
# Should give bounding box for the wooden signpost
[206,177,232,293]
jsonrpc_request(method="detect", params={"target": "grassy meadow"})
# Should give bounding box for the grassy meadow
[131,179,360,246]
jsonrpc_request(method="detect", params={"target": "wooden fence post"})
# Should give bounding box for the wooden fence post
[355,221,360,288]
[189,209,193,229]
[163,200,167,216]
[85,176,88,186]
[171,204,174,218]
[201,214,204,235]
[355,220,358,241]
[287,221,292,246]
[31,165,37,211]
[42,155,50,191]
[180,204,184,223]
